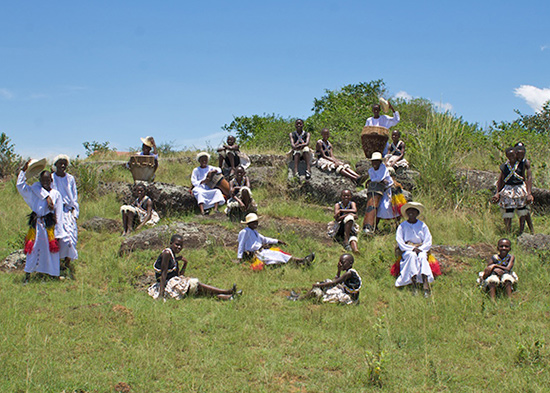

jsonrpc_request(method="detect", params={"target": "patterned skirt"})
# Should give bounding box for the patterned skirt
[499,184,528,209]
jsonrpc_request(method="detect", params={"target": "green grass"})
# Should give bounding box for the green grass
[1,157,550,392]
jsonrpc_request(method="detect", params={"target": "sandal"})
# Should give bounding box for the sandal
[305,170,311,180]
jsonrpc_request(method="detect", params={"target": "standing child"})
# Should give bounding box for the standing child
[17,159,65,282]
[52,155,79,279]
[478,238,517,300]
[514,143,534,234]
[148,234,240,300]
[289,119,312,179]
[225,166,257,222]
[327,189,359,253]
[315,128,362,183]
[492,147,532,233]
[287,254,362,305]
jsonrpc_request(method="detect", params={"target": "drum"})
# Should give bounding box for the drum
[206,172,231,197]
[129,155,157,182]
[363,181,385,234]
[361,126,389,159]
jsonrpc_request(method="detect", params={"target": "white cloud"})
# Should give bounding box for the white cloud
[434,101,453,112]
[394,90,413,100]
[541,45,549,51]
[0,88,13,99]
[514,85,550,112]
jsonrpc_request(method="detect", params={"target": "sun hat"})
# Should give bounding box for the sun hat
[53,154,70,166]
[196,151,211,162]
[140,136,155,147]
[25,158,47,179]
[401,201,425,216]
[370,152,383,161]
[379,97,389,112]
[240,213,259,225]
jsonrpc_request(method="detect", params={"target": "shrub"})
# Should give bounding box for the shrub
[0,132,21,178]
[83,140,116,157]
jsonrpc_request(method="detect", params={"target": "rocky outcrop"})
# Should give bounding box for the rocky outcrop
[1,250,26,271]
[517,233,550,251]
[456,169,497,193]
[81,216,121,233]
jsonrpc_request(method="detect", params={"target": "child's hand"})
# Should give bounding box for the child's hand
[46,196,54,211]
[527,194,534,203]
[278,240,287,246]
[491,194,500,203]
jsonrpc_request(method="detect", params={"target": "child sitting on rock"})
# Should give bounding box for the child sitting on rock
[120,183,160,236]
[225,165,257,222]
[148,234,241,300]
[287,253,362,305]
[477,238,517,300]
[384,130,409,170]
[289,119,312,179]
[217,135,249,176]
[327,189,359,253]
[315,128,362,184]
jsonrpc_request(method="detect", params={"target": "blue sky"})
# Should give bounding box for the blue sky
[1,1,549,158]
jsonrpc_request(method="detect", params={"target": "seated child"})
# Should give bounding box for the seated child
[225,165,257,222]
[477,238,517,300]
[120,183,160,236]
[384,130,409,170]
[148,234,240,300]
[327,189,359,253]
[191,152,227,215]
[395,202,434,297]
[217,135,249,175]
[315,128,362,183]
[289,119,312,179]
[287,253,362,305]
[237,213,315,269]
[492,147,532,233]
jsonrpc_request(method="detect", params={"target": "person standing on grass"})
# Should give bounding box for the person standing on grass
[327,189,360,253]
[492,147,532,234]
[395,202,433,297]
[17,159,65,282]
[51,155,79,279]
[148,234,240,300]
[478,238,517,300]
[315,128,363,184]
[365,101,400,129]
[289,119,312,180]
[514,143,534,234]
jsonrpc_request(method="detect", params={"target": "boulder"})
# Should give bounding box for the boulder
[1,249,26,271]
[119,221,238,255]
[517,233,550,251]
[456,169,497,193]
[81,216,121,233]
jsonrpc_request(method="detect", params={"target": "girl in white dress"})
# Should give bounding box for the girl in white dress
[191,152,226,215]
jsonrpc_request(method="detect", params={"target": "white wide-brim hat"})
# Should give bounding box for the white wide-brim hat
[196,151,211,162]
[53,154,70,166]
[240,213,259,225]
[26,158,47,179]
[401,201,425,216]
[140,136,155,147]
[379,97,389,112]
[370,152,383,161]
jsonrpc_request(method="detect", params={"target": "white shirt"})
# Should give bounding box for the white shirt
[365,112,400,128]
[396,220,432,253]
[191,165,222,188]
[368,164,393,187]
[237,227,278,259]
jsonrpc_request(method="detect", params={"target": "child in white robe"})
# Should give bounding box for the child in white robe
[191,152,226,215]
[395,202,434,297]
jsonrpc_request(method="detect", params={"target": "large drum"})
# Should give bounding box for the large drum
[206,172,231,197]
[363,181,385,234]
[361,126,389,159]
[129,155,157,182]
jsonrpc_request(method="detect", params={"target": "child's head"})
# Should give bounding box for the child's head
[235,165,246,179]
[370,152,383,170]
[243,213,259,230]
[142,144,152,155]
[372,104,381,117]
[514,145,526,161]
[134,184,146,198]
[54,156,69,175]
[39,170,52,191]
[295,119,304,132]
[391,130,401,143]
[321,128,330,140]
[505,147,516,163]
[341,189,352,204]
[338,253,354,271]
[197,152,210,168]
[227,135,236,146]
[170,234,184,254]
[497,238,511,257]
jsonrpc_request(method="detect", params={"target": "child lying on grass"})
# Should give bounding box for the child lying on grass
[148,234,240,300]
[287,253,362,305]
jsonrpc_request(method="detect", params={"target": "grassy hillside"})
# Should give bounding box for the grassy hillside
[1,151,550,393]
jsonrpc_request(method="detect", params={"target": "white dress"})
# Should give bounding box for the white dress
[368,164,396,219]
[365,112,400,128]
[17,171,65,276]
[191,165,226,210]
[52,173,79,260]
[237,227,292,265]
[395,220,434,287]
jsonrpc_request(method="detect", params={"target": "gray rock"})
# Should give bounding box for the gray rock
[517,233,550,251]
[81,216,121,233]
[1,249,26,270]
[119,221,238,255]
[456,169,498,193]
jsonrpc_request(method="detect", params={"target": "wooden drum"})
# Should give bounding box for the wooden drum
[361,126,389,159]
[206,172,231,197]
[129,155,157,182]
[363,181,385,234]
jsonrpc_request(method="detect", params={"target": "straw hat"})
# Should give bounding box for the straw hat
[25,158,47,179]
[241,213,259,225]
[401,201,425,216]
[379,97,389,112]
[53,154,70,166]
[140,136,155,147]
[370,152,383,161]
[196,151,210,162]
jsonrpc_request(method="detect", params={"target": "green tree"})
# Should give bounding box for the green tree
[0,132,21,178]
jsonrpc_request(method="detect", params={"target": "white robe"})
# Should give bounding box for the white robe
[17,171,65,276]
[237,227,292,265]
[368,164,396,219]
[365,112,400,128]
[52,173,79,260]
[191,165,226,210]
[395,220,434,287]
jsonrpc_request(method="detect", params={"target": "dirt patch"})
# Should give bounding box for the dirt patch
[267,216,332,245]
[431,243,494,272]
